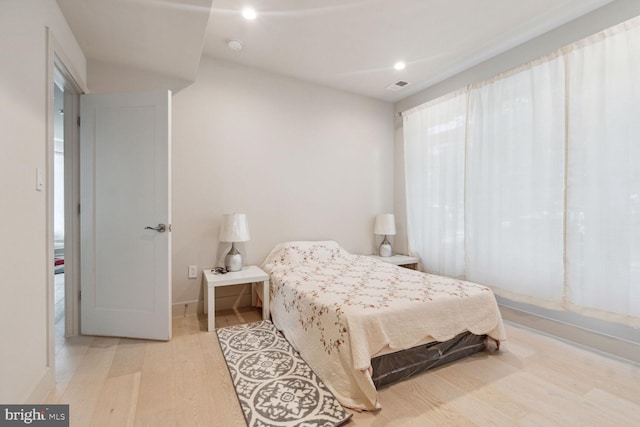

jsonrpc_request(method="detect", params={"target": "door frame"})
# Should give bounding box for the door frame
[46,28,87,369]
[54,64,82,338]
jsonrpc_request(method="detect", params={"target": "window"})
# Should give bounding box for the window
[404,90,467,278]
[403,16,640,326]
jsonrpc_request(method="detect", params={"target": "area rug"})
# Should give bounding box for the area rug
[216,320,352,427]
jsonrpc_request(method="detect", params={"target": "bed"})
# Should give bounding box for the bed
[260,241,506,411]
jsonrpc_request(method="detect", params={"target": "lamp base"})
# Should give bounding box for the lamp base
[379,236,392,257]
[224,243,243,272]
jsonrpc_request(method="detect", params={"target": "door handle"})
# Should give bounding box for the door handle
[145,223,167,233]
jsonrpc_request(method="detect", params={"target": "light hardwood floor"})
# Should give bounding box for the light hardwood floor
[45,307,640,426]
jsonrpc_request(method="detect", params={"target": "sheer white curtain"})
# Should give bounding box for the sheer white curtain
[465,57,566,303]
[403,91,467,277]
[566,21,640,322]
[402,16,640,326]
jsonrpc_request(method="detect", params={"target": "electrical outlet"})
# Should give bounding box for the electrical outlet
[188,265,197,279]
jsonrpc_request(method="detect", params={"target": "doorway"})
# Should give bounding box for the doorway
[52,62,81,348]
[50,76,172,345]
[53,78,65,349]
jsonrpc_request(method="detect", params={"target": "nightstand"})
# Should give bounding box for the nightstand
[202,265,269,331]
[368,254,420,270]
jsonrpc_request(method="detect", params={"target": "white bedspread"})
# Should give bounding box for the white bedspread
[261,241,507,410]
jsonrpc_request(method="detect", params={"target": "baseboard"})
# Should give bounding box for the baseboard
[172,300,201,317]
[27,367,54,403]
[500,305,640,365]
[173,293,254,318]
[215,294,252,311]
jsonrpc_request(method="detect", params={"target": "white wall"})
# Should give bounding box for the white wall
[172,57,394,310]
[87,59,192,94]
[0,0,86,402]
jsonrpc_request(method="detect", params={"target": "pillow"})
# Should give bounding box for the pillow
[261,240,347,272]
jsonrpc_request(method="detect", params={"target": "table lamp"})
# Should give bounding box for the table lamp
[374,214,396,257]
[219,213,250,272]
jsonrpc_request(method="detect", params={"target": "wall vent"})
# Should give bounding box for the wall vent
[386,80,409,91]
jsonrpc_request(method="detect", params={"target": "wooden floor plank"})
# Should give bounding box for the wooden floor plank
[172,318,217,426]
[134,340,176,422]
[583,388,640,426]
[200,338,247,426]
[55,338,120,426]
[44,335,94,403]
[413,373,516,426]
[489,365,617,426]
[108,339,146,378]
[506,327,640,406]
[90,372,141,427]
[376,376,475,427]
[435,358,531,421]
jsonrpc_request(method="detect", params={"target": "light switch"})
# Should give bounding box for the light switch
[36,168,44,192]
[188,265,197,279]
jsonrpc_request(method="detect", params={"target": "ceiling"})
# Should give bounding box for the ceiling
[58,0,614,102]
[57,0,214,83]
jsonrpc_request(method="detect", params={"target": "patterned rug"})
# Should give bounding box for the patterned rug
[217,320,351,427]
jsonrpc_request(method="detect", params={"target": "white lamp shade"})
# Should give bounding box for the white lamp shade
[374,214,396,235]
[219,213,250,242]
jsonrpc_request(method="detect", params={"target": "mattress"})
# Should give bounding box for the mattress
[261,241,506,410]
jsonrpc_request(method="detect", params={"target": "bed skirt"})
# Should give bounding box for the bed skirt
[371,332,487,389]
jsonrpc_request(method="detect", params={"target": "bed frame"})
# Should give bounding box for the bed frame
[371,332,488,388]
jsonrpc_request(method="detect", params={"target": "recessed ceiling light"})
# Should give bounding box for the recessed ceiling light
[242,7,257,20]
[394,61,406,71]
[228,39,243,51]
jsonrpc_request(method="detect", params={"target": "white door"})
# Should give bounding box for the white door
[80,91,171,340]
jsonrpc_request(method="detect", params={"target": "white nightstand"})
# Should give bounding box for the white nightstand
[368,254,420,269]
[202,265,269,331]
